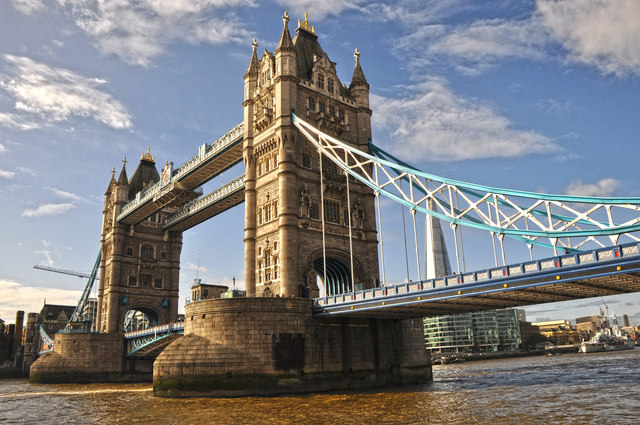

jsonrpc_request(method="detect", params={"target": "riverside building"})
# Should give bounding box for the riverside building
[423,309,523,353]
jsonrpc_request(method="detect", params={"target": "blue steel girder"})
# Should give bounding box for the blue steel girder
[117,123,243,225]
[313,243,640,319]
[291,113,640,252]
[125,322,184,357]
[163,175,245,231]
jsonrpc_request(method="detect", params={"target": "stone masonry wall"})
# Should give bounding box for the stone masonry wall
[153,297,431,397]
[29,333,126,383]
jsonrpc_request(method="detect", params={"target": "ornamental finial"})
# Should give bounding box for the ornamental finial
[354,48,360,62]
[122,156,127,167]
[111,167,116,178]
[297,11,315,34]
[141,146,155,162]
[251,38,258,53]
[283,11,289,26]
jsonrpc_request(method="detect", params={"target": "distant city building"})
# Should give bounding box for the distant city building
[423,309,522,353]
[518,321,541,349]
[623,314,630,327]
[21,303,76,374]
[532,320,579,345]
[576,315,601,340]
[190,279,229,302]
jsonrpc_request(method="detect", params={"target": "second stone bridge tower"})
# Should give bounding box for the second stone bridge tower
[242,12,379,298]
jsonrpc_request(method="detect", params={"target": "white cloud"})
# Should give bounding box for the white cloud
[0,112,40,130]
[21,202,76,217]
[371,78,559,161]
[0,55,132,129]
[0,143,6,153]
[10,0,44,15]
[565,178,620,197]
[47,0,255,67]
[537,0,640,76]
[275,0,365,19]
[51,188,82,202]
[0,278,81,323]
[16,167,37,177]
[0,169,16,179]
[424,18,549,74]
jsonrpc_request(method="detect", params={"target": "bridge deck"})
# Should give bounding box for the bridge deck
[313,243,640,319]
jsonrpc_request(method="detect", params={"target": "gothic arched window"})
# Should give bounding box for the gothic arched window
[141,244,154,259]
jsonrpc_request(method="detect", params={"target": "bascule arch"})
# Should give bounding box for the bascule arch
[306,249,363,298]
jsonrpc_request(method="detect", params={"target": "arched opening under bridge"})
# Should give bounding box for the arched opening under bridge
[123,307,158,332]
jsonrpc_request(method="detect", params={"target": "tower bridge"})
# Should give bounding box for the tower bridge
[30,12,640,396]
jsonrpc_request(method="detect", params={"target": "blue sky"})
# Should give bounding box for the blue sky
[1,0,639,325]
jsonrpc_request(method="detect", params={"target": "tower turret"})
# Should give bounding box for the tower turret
[349,49,372,147]
[275,11,296,79]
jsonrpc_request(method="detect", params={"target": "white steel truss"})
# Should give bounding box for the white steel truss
[292,113,640,253]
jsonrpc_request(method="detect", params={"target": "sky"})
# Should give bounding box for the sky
[1,0,639,326]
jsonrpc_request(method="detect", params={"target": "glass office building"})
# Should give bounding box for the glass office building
[423,309,522,353]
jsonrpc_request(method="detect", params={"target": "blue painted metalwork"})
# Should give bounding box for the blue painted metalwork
[313,242,640,317]
[61,251,100,333]
[38,324,54,355]
[292,113,640,252]
[124,322,184,356]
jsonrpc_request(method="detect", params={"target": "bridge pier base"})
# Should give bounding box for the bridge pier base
[29,333,152,383]
[153,297,431,397]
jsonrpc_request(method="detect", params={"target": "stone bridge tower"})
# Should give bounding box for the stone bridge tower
[97,152,182,333]
[243,12,379,298]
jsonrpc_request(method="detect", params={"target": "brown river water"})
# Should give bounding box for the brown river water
[1,349,639,424]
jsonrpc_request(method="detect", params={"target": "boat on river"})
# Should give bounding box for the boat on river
[579,311,636,353]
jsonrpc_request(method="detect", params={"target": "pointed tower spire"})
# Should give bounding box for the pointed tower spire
[276,11,294,52]
[350,48,369,88]
[245,38,259,78]
[116,156,128,186]
[424,200,452,279]
[105,167,116,195]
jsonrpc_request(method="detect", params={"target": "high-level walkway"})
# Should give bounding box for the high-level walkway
[117,123,244,226]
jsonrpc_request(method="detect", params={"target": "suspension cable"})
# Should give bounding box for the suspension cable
[488,204,499,267]
[498,234,506,266]
[400,180,411,283]
[319,148,328,295]
[455,191,467,273]
[345,151,355,292]
[375,165,386,286]
[409,178,421,280]
[448,186,461,274]
[412,209,422,280]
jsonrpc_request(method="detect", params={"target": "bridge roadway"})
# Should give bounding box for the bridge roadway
[126,243,640,356]
[313,242,640,319]
[117,123,244,226]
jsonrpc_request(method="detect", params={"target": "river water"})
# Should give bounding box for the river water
[1,349,638,424]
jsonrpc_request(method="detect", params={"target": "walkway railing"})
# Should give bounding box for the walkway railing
[118,122,243,220]
[313,242,640,308]
[124,321,184,339]
[163,175,245,228]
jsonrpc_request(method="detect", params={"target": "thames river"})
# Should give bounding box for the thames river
[1,349,638,424]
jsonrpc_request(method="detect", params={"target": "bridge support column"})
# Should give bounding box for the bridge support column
[153,298,431,397]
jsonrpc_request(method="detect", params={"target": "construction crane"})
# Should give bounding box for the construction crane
[33,252,101,333]
[33,264,98,279]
